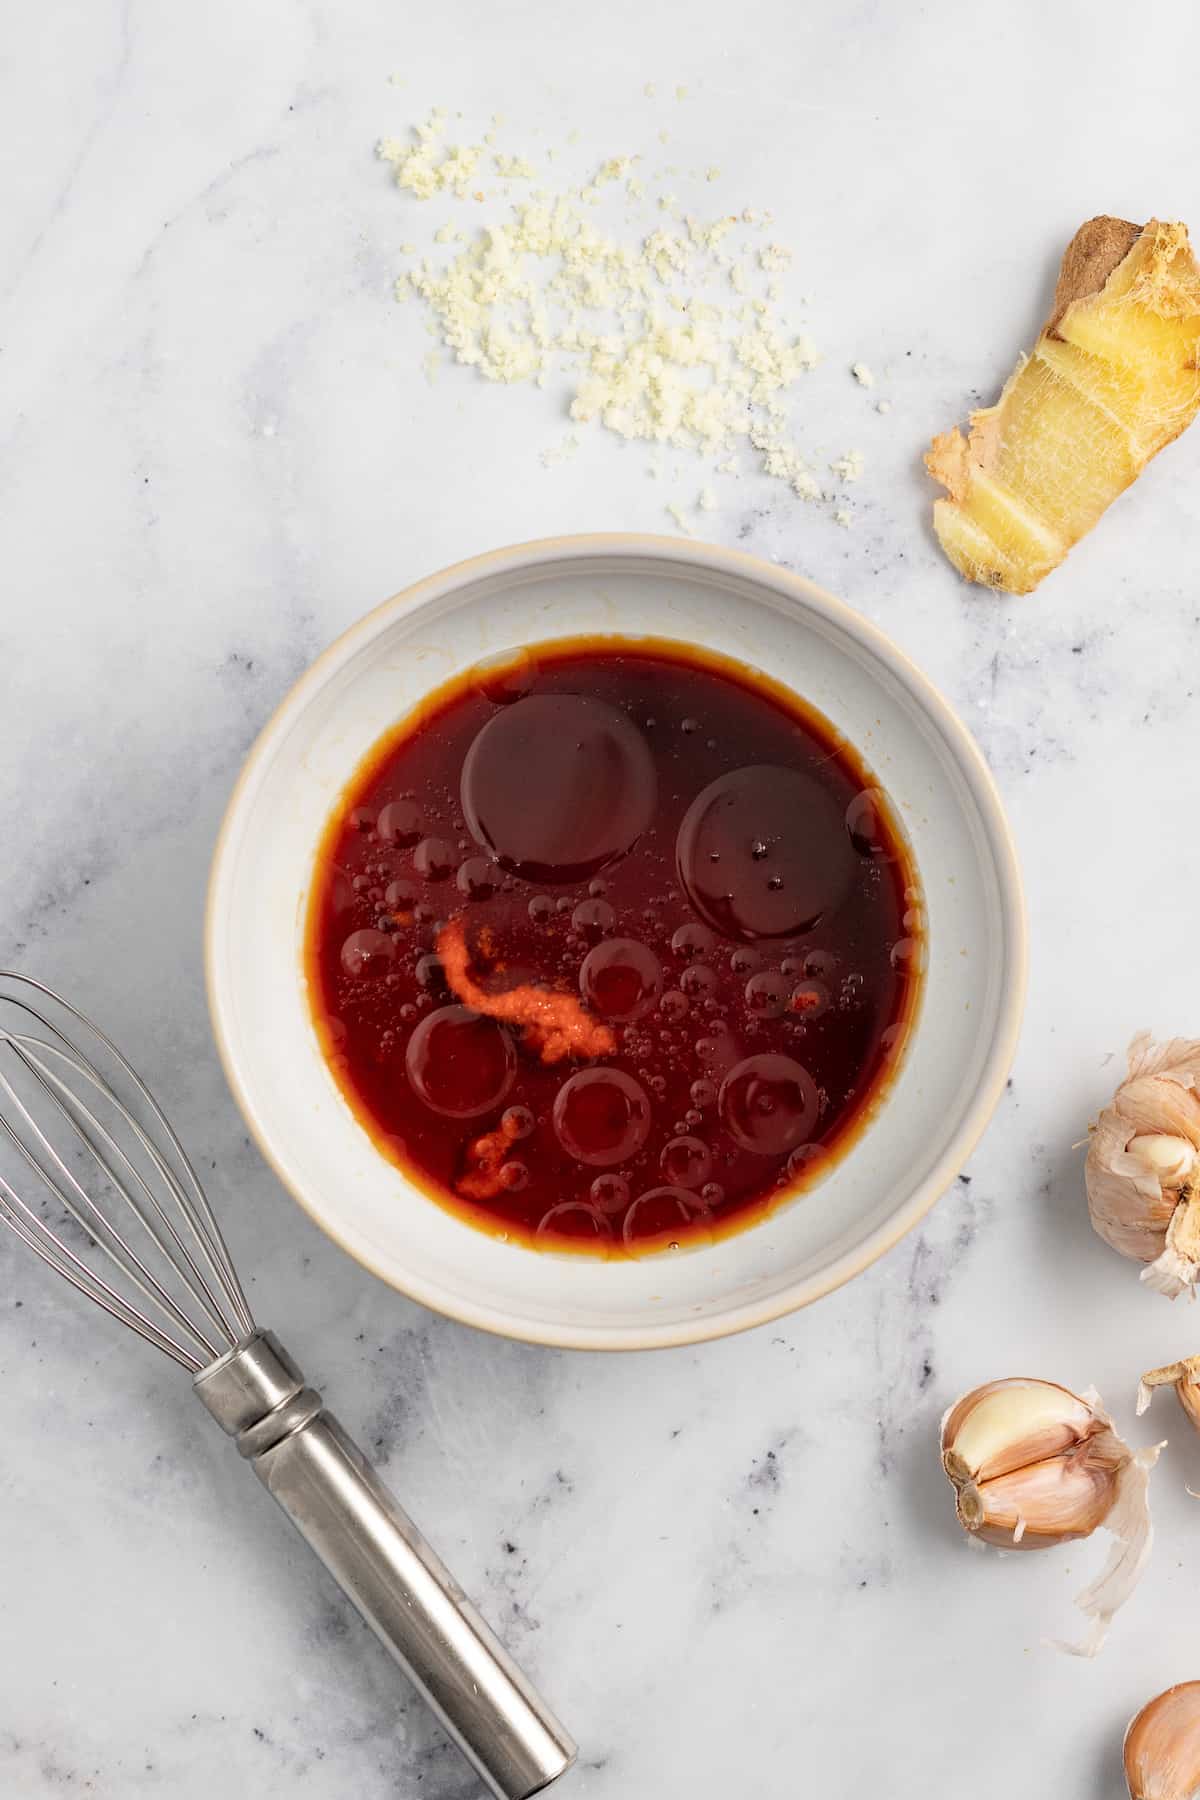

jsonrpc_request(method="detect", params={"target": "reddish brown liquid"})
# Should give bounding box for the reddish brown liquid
[306,640,922,1257]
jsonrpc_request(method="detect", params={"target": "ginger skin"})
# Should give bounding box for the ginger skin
[926,216,1200,594]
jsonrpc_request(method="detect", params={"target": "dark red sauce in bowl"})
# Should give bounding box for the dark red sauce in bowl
[305,639,923,1257]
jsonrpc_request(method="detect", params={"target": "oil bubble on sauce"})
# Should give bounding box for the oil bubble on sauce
[890,937,925,978]
[590,1172,631,1213]
[552,1068,652,1166]
[660,1135,713,1188]
[677,765,856,941]
[695,1024,741,1078]
[461,694,656,883]
[719,1054,819,1155]
[671,922,716,960]
[745,971,789,1018]
[405,1005,516,1118]
[502,1105,536,1139]
[414,953,447,993]
[846,789,900,861]
[386,878,417,912]
[340,929,397,979]
[579,938,663,1022]
[378,800,422,846]
[572,897,616,938]
[536,1202,613,1244]
[680,963,718,999]
[730,945,764,975]
[622,1188,715,1258]
[456,857,499,899]
[803,949,838,981]
[413,837,457,881]
[789,979,829,1019]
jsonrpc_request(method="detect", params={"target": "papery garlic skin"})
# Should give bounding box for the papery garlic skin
[1139,1356,1200,1437]
[941,1377,1160,1654]
[1086,1034,1200,1297]
[1125,1682,1200,1800]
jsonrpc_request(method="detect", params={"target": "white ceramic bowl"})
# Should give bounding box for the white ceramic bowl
[206,535,1025,1349]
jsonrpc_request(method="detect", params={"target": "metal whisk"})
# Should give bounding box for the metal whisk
[0,972,575,1800]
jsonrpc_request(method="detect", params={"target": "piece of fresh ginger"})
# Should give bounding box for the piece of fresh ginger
[926,217,1200,594]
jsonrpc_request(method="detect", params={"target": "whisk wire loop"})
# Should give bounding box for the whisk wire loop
[0,1164,206,1368]
[0,973,254,1369]
[0,1041,227,1363]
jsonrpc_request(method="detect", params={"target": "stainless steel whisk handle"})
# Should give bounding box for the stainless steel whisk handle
[195,1331,575,1800]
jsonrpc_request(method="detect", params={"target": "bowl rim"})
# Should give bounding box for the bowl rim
[205,532,1027,1350]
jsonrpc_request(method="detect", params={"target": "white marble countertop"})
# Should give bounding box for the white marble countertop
[5,3,1200,1794]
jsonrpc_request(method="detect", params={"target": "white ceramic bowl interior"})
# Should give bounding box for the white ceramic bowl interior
[207,537,1025,1348]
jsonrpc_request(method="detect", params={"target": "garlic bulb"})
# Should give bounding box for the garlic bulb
[941,1378,1161,1653]
[1086,1034,1200,1298]
[1125,1683,1200,1799]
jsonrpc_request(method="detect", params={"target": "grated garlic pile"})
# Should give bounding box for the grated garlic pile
[378,108,874,527]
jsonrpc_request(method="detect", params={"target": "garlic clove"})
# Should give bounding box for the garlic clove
[959,1445,1123,1550]
[1087,1034,1200,1290]
[1125,1682,1200,1799]
[1128,1135,1199,1186]
[941,1377,1161,1655]
[942,1376,1102,1486]
[1139,1356,1200,1435]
